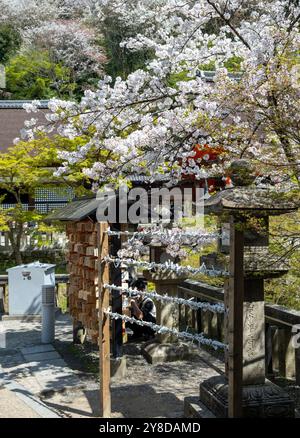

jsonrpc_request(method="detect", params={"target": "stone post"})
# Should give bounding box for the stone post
[142,245,190,364]
[152,273,186,344]
[277,327,297,380]
[242,278,265,385]
[225,277,265,385]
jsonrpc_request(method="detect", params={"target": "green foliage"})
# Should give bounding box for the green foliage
[0,136,90,262]
[167,55,243,89]
[38,135,102,195]
[102,16,153,80]
[0,139,58,197]
[167,70,189,88]
[57,284,68,313]
[0,134,97,196]
[265,253,300,311]
[265,211,300,311]
[224,56,243,72]
[0,211,9,231]
[199,60,216,71]
[199,56,243,72]
[0,24,21,64]
[6,50,76,99]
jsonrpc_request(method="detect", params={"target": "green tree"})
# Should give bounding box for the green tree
[101,12,153,80]
[265,211,300,310]
[5,49,76,99]
[0,137,74,262]
[0,140,57,263]
[0,133,98,263]
[0,24,21,64]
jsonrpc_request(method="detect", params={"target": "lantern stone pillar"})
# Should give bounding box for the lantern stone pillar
[242,279,266,385]
[141,245,191,364]
[186,160,298,418]
[147,271,187,344]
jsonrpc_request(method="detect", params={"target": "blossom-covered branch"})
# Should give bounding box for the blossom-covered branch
[22,1,300,186]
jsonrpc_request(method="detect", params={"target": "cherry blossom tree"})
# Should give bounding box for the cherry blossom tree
[0,0,95,29]
[0,0,59,29]
[92,0,157,79]
[23,21,106,85]
[0,1,106,92]
[23,1,300,188]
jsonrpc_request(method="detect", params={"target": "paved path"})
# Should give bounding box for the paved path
[0,312,225,418]
[0,314,85,417]
[0,380,60,418]
[0,387,42,418]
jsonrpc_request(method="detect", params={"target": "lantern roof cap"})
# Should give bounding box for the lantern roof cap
[204,187,298,215]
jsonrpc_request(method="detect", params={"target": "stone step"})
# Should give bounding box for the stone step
[184,396,216,418]
[21,344,55,355]
[23,351,61,362]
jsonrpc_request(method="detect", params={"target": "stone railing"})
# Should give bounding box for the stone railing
[178,279,300,385]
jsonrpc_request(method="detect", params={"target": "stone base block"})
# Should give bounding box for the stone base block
[184,396,216,418]
[111,356,127,380]
[200,375,295,418]
[142,341,191,364]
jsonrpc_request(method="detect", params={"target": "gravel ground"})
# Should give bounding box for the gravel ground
[45,339,224,418]
[1,314,298,418]
[46,338,300,418]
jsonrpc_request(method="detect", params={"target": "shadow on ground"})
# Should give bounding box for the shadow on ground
[43,384,184,418]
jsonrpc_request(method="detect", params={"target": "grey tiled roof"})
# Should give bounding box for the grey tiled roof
[99,174,170,183]
[204,187,298,215]
[45,197,100,222]
[198,70,243,82]
[0,100,49,109]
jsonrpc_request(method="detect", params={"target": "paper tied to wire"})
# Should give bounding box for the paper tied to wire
[104,309,227,351]
[106,227,220,260]
[107,227,219,240]
[104,284,225,314]
[104,256,229,278]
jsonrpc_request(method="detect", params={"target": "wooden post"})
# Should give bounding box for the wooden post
[228,216,244,418]
[98,222,111,418]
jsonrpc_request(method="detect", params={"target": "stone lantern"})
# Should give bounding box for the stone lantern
[198,161,298,417]
[142,240,191,364]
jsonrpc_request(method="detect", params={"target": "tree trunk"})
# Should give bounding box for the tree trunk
[269,92,300,186]
[277,130,300,187]
[7,222,24,265]
[14,248,23,266]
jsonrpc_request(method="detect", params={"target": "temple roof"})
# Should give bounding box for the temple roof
[0,100,50,152]
[45,196,99,222]
[0,100,49,109]
[204,187,298,215]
